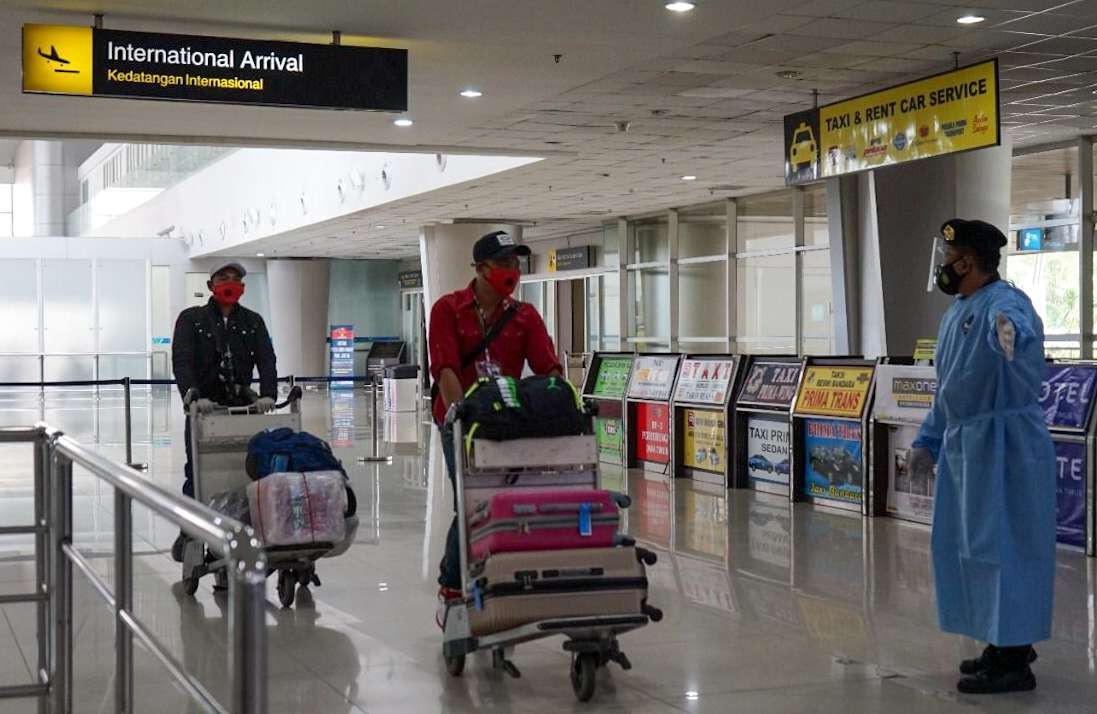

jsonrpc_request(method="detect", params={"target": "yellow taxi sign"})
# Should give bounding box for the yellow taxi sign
[23,24,93,96]
[794,365,875,419]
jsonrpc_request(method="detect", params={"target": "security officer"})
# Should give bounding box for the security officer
[170,261,278,561]
[911,219,1054,694]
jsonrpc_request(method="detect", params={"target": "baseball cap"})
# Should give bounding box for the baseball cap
[473,231,531,264]
[209,261,247,279]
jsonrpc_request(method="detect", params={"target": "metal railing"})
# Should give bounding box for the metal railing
[0,425,268,714]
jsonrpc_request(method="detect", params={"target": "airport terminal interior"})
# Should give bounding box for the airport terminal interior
[1,0,1097,711]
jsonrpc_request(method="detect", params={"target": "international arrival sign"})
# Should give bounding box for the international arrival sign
[784,60,999,185]
[23,24,407,111]
[794,366,874,419]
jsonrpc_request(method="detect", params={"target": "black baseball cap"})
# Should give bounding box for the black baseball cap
[473,231,531,264]
[940,219,1007,256]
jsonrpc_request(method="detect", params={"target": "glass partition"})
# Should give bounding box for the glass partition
[98,260,147,353]
[42,259,94,354]
[0,259,39,353]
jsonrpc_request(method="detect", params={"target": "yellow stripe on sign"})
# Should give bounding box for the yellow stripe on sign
[23,24,94,96]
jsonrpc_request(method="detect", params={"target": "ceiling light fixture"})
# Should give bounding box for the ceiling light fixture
[776,70,804,80]
[375,224,386,229]
[256,252,265,257]
[666,1,696,11]
[681,175,697,181]
[393,117,414,127]
[460,88,483,98]
[956,14,985,24]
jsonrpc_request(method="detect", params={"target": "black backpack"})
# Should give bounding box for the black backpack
[459,375,590,441]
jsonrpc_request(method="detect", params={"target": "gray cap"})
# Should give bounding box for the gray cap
[210,261,247,279]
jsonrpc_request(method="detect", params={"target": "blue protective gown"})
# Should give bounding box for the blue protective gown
[913,279,1055,646]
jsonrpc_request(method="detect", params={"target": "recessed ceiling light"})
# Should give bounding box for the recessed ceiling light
[393,118,414,127]
[956,14,985,24]
[460,88,483,98]
[681,175,697,181]
[666,1,696,11]
[375,225,386,229]
[685,691,700,701]
[256,252,264,257]
[776,70,804,80]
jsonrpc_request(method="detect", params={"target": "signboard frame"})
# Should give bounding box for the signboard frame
[732,356,807,497]
[791,357,878,515]
[672,355,743,489]
[626,354,682,474]
[581,352,636,466]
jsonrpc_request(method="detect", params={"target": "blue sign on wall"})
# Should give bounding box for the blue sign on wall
[1054,439,1086,548]
[1041,365,1097,430]
[329,324,355,390]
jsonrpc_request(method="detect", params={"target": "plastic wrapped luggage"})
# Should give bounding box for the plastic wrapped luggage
[248,471,347,548]
[467,547,653,636]
[206,488,251,525]
[468,489,629,561]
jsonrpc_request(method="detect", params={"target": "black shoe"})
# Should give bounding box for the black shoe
[957,665,1036,694]
[171,532,188,563]
[960,646,1038,675]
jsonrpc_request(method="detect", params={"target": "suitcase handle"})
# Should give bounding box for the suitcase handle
[517,502,606,515]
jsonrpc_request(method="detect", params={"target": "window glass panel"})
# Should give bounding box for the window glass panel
[736,253,795,352]
[98,260,147,352]
[602,223,620,268]
[0,259,39,352]
[737,191,794,252]
[632,217,668,264]
[679,202,727,259]
[679,341,728,355]
[803,184,830,247]
[628,268,669,340]
[42,259,93,353]
[679,261,726,339]
[800,249,834,355]
[603,272,621,350]
[585,276,601,351]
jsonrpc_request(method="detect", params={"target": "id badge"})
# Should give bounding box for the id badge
[475,358,502,378]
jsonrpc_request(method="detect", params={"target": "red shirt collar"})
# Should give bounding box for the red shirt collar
[456,280,514,314]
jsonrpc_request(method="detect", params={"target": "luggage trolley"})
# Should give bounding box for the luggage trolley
[441,413,662,702]
[181,386,354,607]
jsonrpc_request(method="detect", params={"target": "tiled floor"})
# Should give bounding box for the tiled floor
[0,386,1094,712]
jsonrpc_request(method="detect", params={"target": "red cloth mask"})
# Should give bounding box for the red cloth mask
[485,267,520,297]
[212,281,246,306]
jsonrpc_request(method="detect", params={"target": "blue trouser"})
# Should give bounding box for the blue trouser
[438,425,460,588]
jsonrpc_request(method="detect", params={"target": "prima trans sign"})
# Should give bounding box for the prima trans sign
[23,24,407,111]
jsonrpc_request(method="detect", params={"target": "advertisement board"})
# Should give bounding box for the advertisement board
[682,409,726,474]
[874,365,936,425]
[591,356,632,399]
[674,358,737,405]
[627,355,679,401]
[1040,365,1097,431]
[803,418,864,505]
[794,365,875,419]
[329,324,355,390]
[745,415,791,486]
[595,417,624,462]
[1054,440,1086,548]
[737,360,802,409]
[886,424,935,524]
[634,402,671,464]
[785,60,999,185]
[23,24,407,111]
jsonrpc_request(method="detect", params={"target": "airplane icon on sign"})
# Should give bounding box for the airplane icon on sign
[37,45,79,73]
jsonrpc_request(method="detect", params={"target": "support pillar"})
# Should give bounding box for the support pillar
[419,222,524,320]
[266,259,330,378]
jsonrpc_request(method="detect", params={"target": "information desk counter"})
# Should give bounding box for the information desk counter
[790,358,878,514]
[733,357,806,497]
[671,355,743,488]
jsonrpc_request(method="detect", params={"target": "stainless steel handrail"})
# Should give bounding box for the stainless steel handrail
[0,424,268,714]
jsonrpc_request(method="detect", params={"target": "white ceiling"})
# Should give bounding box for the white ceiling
[5,0,1097,258]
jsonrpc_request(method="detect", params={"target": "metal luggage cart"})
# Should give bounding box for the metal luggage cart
[441,414,661,702]
[181,386,345,607]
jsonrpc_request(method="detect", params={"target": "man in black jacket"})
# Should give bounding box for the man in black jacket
[171,261,277,561]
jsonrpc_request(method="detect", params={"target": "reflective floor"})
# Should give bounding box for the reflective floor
[0,387,1095,712]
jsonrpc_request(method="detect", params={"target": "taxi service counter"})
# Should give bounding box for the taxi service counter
[625,354,682,474]
[1039,362,1097,554]
[733,357,806,497]
[868,361,937,523]
[580,352,635,467]
[671,355,743,489]
[790,358,878,514]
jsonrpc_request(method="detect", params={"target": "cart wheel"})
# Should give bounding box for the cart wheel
[444,654,465,677]
[570,653,597,702]
[277,571,296,608]
[182,576,200,596]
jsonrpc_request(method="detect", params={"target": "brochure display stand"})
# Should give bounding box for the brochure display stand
[580,352,635,467]
[625,355,682,474]
[733,357,806,497]
[671,355,743,488]
[868,362,937,522]
[790,358,878,514]
[1039,362,1097,554]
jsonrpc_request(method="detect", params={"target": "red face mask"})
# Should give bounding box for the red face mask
[212,281,245,306]
[485,267,520,297]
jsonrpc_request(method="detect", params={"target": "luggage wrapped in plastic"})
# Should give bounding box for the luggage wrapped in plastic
[206,488,251,525]
[247,471,347,548]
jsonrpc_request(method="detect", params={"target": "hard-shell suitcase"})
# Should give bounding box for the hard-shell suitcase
[468,489,631,561]
[466,546,657,636]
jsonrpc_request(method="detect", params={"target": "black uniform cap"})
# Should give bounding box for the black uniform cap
[940,219,1008,257]
[473,231,531,264]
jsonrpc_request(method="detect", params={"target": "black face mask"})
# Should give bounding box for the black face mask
[934,260,964,295]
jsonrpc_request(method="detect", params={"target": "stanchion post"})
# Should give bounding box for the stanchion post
[114,490,133,713]
[358,374,392,464]
[49,450,73,714]
[33,432,48,714]
[124,377,133,467]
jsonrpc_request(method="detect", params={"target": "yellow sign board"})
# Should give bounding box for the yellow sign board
[785,60,999,184]
[794,366,875,419]
[23,25,94,96]
[913,338,938,362]
[682,408,726,474]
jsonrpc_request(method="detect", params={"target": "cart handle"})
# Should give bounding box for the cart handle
[183,385,303,414]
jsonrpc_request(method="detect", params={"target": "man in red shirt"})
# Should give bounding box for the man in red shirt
[429,230,562,623]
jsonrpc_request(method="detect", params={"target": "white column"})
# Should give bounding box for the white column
[266,259,331,378]
[419,222,524,322]
[31,141,65,237]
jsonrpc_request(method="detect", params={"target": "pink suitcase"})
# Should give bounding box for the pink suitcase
[468,489,630,561]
